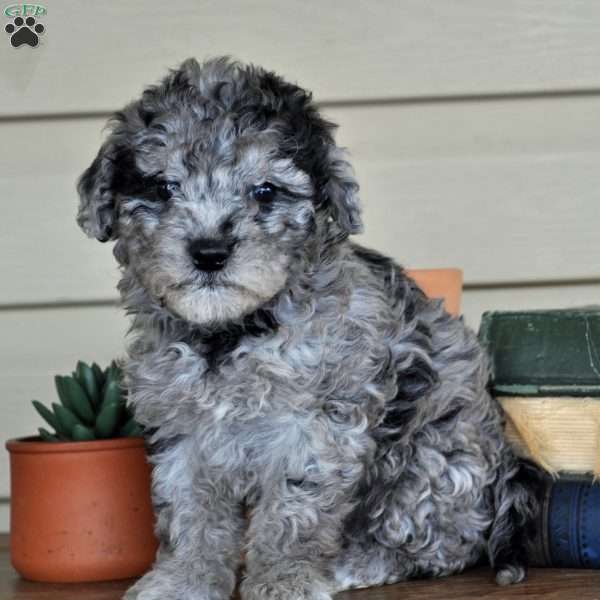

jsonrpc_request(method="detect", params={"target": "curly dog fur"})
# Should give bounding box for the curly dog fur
[77,57,538,599]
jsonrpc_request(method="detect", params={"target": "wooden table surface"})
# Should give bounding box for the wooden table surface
[2,535,600,599]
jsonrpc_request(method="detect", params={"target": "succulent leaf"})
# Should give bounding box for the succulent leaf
[91,362,105,389]
[32,400,60,432]
[72,423,96,441]
[76,361,101,407]
[61,376,96,424]
[95,402,123,438]
[54,376,73,411]
[38,427,60,442]
[119,416,143,438]
[104,364,121,388]
[53,402,84,435]
[46,403,69,437]
[74,360,86,382]
[102,379,123,409]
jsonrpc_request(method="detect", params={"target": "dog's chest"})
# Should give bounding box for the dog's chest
[188,326,381,484]
[197,332,328,433]
[200,316,383,418]
[133,302,394,489]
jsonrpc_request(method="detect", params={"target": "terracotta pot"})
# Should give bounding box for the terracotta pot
[406,268,463,317]
[5,436,158,583]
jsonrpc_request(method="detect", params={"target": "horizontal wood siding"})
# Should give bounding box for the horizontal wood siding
[2,1,600,116]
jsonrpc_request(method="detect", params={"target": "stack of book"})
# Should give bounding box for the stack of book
[479,307,600,569]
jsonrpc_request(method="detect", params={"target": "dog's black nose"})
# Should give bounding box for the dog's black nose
[188,238,231,272]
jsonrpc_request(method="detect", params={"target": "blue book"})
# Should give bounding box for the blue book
[527,477,600,568]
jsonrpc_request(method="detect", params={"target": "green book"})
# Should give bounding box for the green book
[479,307,600,397]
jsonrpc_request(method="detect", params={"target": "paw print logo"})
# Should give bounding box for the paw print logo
[5,16,45,48]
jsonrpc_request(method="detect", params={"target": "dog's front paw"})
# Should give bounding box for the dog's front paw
[123,571,174,600]
[241,574,332,600]
[123,567,230,600]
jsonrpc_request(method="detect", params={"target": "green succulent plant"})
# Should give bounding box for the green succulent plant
[32,360,143,442]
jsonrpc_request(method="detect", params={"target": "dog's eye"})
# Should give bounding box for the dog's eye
[251,182,277,202]
[156,181,180,201]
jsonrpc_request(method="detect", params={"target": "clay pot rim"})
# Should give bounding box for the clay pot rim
[6,435,145,455]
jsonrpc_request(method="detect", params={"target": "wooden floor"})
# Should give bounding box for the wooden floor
[2,535,600,599]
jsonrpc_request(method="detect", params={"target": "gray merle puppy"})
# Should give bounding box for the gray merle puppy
[77,57,537,600]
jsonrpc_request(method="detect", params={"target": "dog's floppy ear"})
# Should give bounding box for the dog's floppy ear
[76,139,120,243]
[323,146,363,235]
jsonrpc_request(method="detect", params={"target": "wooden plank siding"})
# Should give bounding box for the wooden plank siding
[2,1,600,116]
[1,1,599,531]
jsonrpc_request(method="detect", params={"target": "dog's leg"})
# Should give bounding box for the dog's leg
[124,437,244,600]
[488,456,541,586]
[240,473,357,600]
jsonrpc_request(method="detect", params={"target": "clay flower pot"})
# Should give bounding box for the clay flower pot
[407,268,463,316]
[5,436,158,583]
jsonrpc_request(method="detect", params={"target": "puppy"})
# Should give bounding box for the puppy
[77,57,537,600]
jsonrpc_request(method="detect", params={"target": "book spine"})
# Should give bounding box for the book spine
[527,478,600,568]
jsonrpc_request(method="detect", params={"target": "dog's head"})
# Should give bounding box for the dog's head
[77,57,362,325]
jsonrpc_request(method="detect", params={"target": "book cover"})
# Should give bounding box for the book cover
[479,307,600,396]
